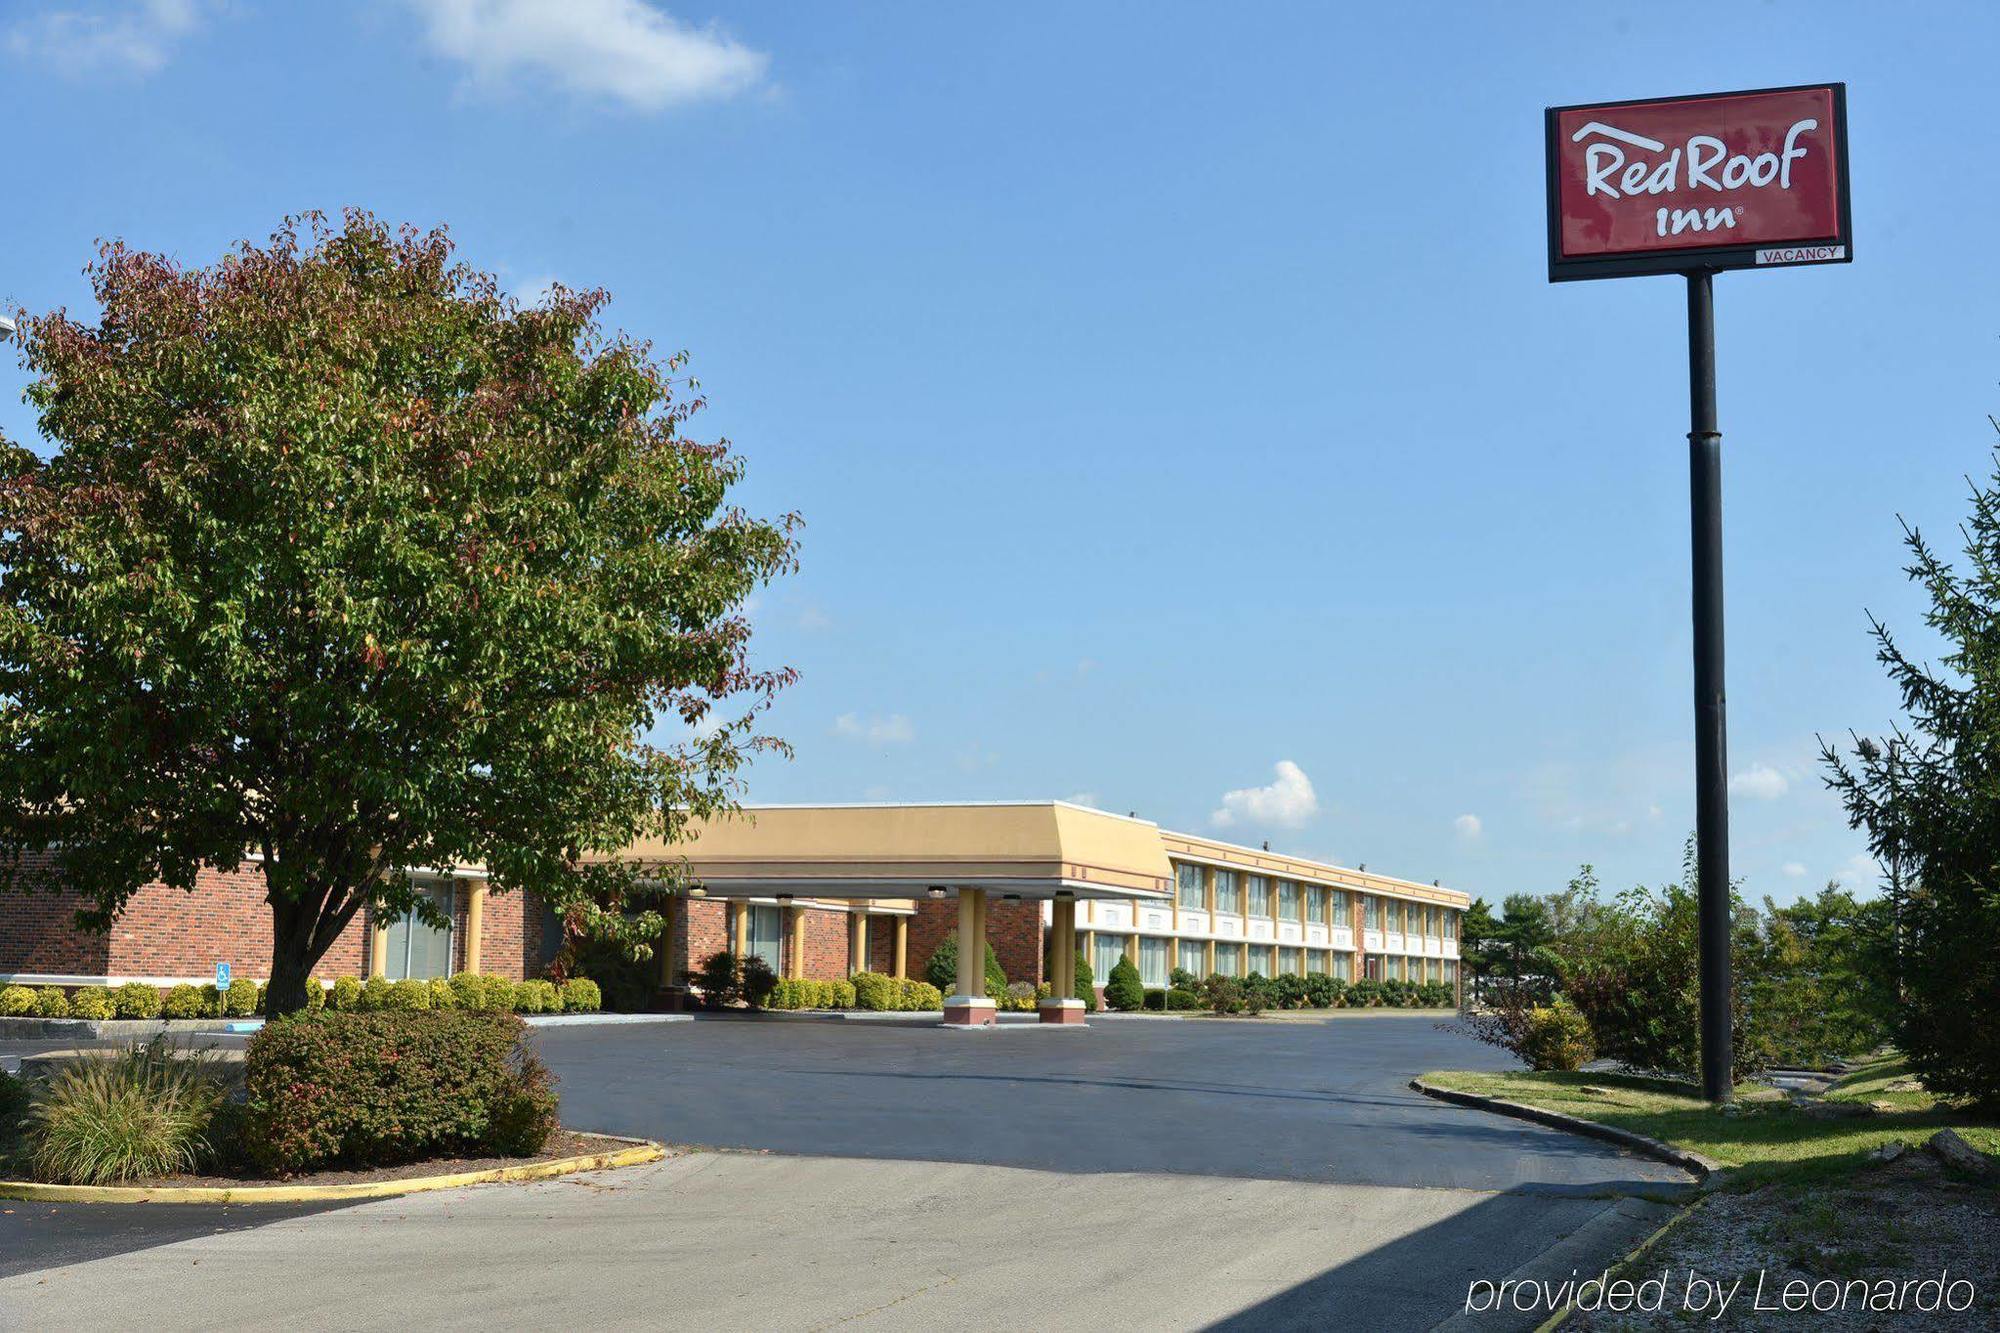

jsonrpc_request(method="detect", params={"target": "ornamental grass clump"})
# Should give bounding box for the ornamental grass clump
[26,1042,225,1185]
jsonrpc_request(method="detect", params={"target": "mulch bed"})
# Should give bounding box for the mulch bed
[7,1129,645,1191]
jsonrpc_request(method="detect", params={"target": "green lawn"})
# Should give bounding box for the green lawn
[1421,1053,2000,1188]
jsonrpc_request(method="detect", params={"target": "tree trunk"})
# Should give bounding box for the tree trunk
[264,942,315,1018]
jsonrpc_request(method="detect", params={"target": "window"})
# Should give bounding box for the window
[1177,939,1206,977]
[1333,952,1352,981]
[1445,912,1457,942]
[1332,892,1350,928]
[1175,862,1205,910]
[1443,959,1457,983]
[1094,933,1128,979]
[747,904,783,974]
[384,881,455,980]
[1247,876,1271,919]
[1214,870,1241,915]
[1363,895,1379,930]
[1305,887,1326,925]
[1139,937,1169,988]
[1364,955,1382,981]
[1278,945,1300,975]
[1247,943,1273,975]
[1214,944,1242,977]
[1277,880,1299,922]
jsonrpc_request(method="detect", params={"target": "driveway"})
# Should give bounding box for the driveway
[0,1014,1685,1330]
[533,1012,1685,1193]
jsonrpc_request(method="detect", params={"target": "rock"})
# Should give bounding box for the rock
[1885,1079,1925,1094]
[1867,1140,1907,1163]
[1579,1085,1611,1096]
[1799,1099,1874,1120]
[1926,1129,2000,1178]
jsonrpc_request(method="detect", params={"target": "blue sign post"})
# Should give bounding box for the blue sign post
[216,961,231,990]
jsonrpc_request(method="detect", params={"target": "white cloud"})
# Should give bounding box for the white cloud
[1781,861,1807,878]
[405,0,769,111]
[1729,764,1790,801]
[795,605,832,632]
[1212,761,1318,830]
[832,712,913,745]
[1834,852,1880,890]
[8,0,201,76]
[1063,791,1099,810]
[1453,813,1482,839]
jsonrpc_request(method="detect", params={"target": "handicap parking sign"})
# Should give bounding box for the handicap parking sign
[216,961,231,988]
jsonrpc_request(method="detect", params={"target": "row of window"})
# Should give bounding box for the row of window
[1092,933,1460,989]
[1172,864,1460,939]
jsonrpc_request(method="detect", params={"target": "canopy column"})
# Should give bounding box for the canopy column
[942,888,997,1027]
[1039,892,1085,1024]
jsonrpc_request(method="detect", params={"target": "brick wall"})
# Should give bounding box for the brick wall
[909,897,1046,988]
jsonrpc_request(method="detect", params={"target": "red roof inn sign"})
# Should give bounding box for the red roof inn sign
[1543,82,1852,1106]
[1546,83,1851,280]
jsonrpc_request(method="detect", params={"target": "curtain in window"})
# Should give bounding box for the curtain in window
[1139,937,1168,987]
[1333,893,1350,927]
[1246,876,1270,919]
[1175,863,1204,910]
[1247,944,1272,975]
[1364,896,1379,930]
[1277,946,1300,975]
[1176,939,1206,977]
[1277,880,1299,922]
[748,905,783,974]
[385,881,455,981]
[1214,944,1241,977]
[1093,933,1127,979]
[1305,887,1325,924]
[1214,871,1240,915]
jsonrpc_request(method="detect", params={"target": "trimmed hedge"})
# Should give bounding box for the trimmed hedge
[560,978,602,1013]
[70,988,116,1020]
[35,986,72,1018]
[0,985,35,1017]
[243,1010,558,1174]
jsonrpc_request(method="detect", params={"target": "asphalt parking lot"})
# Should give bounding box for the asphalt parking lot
[532,1012,1685,1193]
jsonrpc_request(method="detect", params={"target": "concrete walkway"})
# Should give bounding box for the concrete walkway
[0,1151,1674,1331]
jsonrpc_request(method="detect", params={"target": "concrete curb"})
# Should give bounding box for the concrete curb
[0,1132,667,1205]
[1409,1076,1723,1181]
[1531,1197,1705,1332]
[0,1012,691,1040]
[689,1010,946,1022]
[523,1013,691,1027]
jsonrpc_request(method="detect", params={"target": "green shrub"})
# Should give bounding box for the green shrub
[1169,967,1201,991]
[999,980,1039,1012]
[1103,957,1144,1012]
[114,983,163,1020]
[1074,949,1096,1012]
[1272,974,1308,1010]
[1239,974,1270,1016]
[196,983,223,1017]
[26,1042,226,1184]
[427,977,458,1010]
[899,979,943,1011]
[1519,999,1596,1072]
[1165,986,1201,1010]
[1347,979,1384,1008]
[358,976,393,1013]
[688,951,738,1006]
[386,978,432,1011]
[924,931,1007,997]
[34,987,72,1018]
[512,979,558,1014]
[224,978,259,1018]
[1201,974,1243,1015]
[70,988,116,1021]
[480,974,516,1012]
[303,979,326,1011]
[0,984,35,1017]
[161,984,207,1020]
[1302,973,1339,1008]
[825,979,855,1010]
[560,935,658,1013]
[1142,987,1166,1011]
[852,971,898,1011]
[560,978,602,1013]
[243,1011,558,1174]
[766,978,807,1011]
[447,972,485,1010]
[329,976,364,1012]
[0,1067,26,1121]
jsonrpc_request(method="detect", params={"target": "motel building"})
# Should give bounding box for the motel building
[0,802,1466,1025]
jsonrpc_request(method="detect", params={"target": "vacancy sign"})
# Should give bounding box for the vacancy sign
[1546,84,1851,281]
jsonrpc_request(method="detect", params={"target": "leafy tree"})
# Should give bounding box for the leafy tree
[1103,955,1144,1011]
[1458,896,1499,996]
[1823,442,2000,1107]
[0,213,797,1014]
[923,930,1007,998]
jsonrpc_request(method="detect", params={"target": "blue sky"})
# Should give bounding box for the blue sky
[5,0,1998,907]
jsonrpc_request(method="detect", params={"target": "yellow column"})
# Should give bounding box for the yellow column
[790,904,810,979]
[462,881,484,976]
[849,911,866,976]
[893,915,908,979]
[657,894,677,990]
[956,890,980,997]
[731,901,749,957]
[369,914,388,979]
[1062,899,1078,995]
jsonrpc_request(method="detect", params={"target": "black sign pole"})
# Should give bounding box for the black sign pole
[1685,269,1734,1104]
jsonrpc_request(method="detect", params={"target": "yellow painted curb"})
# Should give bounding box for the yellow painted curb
[0,1133,667,1205]
[1530,1197,1704,1333]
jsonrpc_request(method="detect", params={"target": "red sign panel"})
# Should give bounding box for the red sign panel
[1546,84,1851,281]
